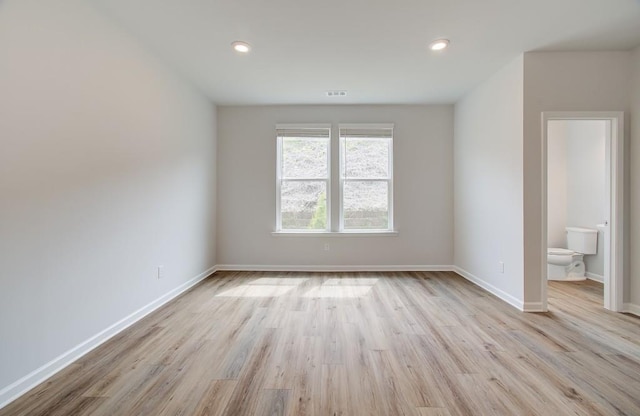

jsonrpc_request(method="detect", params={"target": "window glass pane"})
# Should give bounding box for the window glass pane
[281,181,327,230]
[343,138,389,178]
[343,181,388,229]
[282,138,328,178]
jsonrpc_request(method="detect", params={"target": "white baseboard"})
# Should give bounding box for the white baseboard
[623,302,640,317]
[586,272,604,283]
[0,266,217,411]
[452,266,524,311]
[215,264,455,272]
[522,302,546,312]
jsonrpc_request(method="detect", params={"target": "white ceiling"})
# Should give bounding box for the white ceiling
[91,0,640,105]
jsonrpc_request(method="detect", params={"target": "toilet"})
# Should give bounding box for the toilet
[547,227,598,281]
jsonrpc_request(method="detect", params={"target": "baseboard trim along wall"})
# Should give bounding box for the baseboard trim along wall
[623,303,640,317]
[586,272,604,283]
[522,302,545,312]
[0,266,217,410]
[452,266,525,311]
[215,264,455,272]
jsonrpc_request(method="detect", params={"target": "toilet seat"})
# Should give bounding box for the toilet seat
[548,247,574,255]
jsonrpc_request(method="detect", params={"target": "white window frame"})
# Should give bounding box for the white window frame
[338,123,394,232]
[275,124,331,232]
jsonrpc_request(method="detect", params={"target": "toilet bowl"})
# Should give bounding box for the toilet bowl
[547,227,597,281]
[547,248,585,280]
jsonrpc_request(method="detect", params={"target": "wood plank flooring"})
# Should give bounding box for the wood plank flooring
[2,272,639,416]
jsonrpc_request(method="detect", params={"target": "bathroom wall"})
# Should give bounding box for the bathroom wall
[547,120,606,279]
[566,120,606,279]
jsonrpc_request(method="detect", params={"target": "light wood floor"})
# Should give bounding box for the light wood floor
[2,272,639,416]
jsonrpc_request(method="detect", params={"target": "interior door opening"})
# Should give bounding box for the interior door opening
[541,112,624,312]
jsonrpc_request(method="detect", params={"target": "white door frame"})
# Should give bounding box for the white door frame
[541,111,624,312]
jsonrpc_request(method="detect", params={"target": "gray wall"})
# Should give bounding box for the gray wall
[0,0,217,397]
[216,105,454,268]
[453,56,525,308]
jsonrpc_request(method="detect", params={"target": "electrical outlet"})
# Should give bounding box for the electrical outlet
[157,265,165,279]
[324,243,330,251]
[498,261,504,273]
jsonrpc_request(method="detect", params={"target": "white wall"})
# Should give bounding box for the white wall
[522,51,631,306]
[454,56,525,308]
[216,105,454,268]
[547,121,569,248]
[631,45,640,309]
[0,0,217,402]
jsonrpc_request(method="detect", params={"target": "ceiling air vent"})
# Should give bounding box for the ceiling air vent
[326,90,347,97]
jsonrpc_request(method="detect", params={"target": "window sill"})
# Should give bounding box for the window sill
[271,231,399,237]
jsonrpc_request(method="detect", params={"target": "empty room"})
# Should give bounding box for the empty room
[2,0,640,415]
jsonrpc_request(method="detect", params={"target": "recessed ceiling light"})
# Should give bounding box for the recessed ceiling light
[231,41,251,53]
[429,39,450,51]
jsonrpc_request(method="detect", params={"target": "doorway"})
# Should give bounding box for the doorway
[541,112,624,312]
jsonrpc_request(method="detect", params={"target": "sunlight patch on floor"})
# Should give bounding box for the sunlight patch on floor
[248,277,309,285]
[214,276,378,298]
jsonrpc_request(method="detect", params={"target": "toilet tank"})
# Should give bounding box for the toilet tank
[566,227,598,254]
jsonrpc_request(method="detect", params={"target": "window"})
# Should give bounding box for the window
[275,123,394,234]
[339,124,393,231]
[276,125,331,231]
